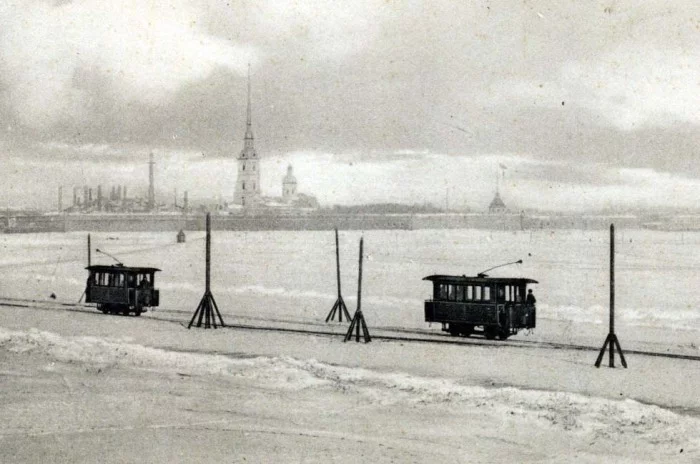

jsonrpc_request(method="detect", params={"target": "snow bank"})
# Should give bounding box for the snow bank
[0,327,327,391]
[2,326,699,446]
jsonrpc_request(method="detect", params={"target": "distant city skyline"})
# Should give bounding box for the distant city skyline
[0,1,698,211]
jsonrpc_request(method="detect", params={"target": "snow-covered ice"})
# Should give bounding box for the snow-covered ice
[1,229,699,462]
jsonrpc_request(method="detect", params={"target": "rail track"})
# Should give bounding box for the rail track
[1,296,699,363]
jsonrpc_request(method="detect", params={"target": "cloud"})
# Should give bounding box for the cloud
[0,0,257,129]
[249,0,400,61]
[562,48,700,130]
[490,46,700,131]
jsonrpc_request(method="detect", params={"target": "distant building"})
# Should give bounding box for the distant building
[282,165,298,203]
[488,191,508,214]
[229,68,318,211]
[233,65,261,207]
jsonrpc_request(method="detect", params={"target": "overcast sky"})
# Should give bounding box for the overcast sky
[0,0,698,211]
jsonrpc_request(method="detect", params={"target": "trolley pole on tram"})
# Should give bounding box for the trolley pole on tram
[595,224,627,368]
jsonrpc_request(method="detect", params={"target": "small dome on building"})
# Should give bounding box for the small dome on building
[488,191,508,214]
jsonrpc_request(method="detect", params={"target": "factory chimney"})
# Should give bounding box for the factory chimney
[88,188,93,204]
[148,152,155,211]
[84,186,89,206]
[184,191,189,212]
[123,185,127,200]
[97,185,103,211]
[117,185,122,201]
[58,186,63,212]
[73,187,78,207]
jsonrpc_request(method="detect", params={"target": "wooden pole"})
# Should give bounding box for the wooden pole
[205,213,211,292]
[609,223,615,367]
[336,228,341,298]
[87,234,91,267]
[595,223,627,368]
[344,236,371,343]
[189,212,225,329]
[357,237,363,313]
[326,228,351,323]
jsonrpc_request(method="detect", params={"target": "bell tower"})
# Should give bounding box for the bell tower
[282,164,298,203]
[234,64,261,206]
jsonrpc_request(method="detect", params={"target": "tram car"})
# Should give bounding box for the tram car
[85,265,160,316]
[423,274,537,340]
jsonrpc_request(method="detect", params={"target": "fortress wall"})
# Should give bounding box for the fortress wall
[410,214,522,230]
[6,212,643,234]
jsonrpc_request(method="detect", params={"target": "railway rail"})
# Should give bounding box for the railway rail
[1,296,699,363]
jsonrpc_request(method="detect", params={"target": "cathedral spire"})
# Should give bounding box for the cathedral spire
[245,63,253,141]
[235,63,260,206]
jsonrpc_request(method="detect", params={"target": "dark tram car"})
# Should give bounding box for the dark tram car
[85,265,160,316]
[423,275,537,340]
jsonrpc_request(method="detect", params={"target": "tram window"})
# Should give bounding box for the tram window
[447,285,455,301]
[498,286,506,302]
[456,285,464,301]
[483,286,491,301]
[466,285,473,300]
[475,286,482,300]
[138,274,150,286]
[438,284,448,300]
[97,272,106,286]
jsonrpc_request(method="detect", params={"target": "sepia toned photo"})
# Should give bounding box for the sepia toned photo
[0,1,698,462]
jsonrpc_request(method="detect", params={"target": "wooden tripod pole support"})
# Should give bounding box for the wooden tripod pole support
[595,224,627,368]
[188,213,226,329]
[344,236,371,343]
[326,228,351,323]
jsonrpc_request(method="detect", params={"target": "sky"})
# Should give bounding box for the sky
[0,0,698,211]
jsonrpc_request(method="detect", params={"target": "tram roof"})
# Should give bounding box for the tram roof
[423,275,538,285]
[86,265,161,273]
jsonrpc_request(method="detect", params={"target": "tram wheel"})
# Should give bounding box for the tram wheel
[449,325,460,337]
[461,325,474,338]
[498,331,509,340]
[484,327,497,340]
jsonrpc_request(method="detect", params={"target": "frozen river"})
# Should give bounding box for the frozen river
[1,228,699,335]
